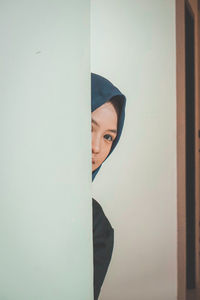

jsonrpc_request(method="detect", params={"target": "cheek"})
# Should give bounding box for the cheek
[94,143,113,171]
[102,143,112,160]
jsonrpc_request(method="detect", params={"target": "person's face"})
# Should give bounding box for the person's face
[91,101,118,172]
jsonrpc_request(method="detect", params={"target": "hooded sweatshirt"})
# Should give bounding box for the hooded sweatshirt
[91,73,126,299]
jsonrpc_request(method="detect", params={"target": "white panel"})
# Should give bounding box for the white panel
[0,1,92,299]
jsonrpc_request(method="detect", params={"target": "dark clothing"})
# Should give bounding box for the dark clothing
[93,198,114,300]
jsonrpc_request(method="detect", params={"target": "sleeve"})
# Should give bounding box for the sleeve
[92,198,114,300]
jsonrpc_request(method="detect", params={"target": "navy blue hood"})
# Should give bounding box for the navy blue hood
[92,73,126,181]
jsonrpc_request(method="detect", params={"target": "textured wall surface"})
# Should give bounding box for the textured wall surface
[91,1,177,299]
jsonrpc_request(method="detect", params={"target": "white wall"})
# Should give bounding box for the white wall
[91,1,177,299]
[0,1,92,299]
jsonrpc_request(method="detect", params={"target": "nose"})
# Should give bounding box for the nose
[92,133,101,154]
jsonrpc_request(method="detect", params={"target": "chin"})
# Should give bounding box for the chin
[92,164,99,172]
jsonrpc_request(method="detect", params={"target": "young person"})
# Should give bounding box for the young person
[91,73,126,299]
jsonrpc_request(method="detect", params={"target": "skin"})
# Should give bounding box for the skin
[91,101,118,172]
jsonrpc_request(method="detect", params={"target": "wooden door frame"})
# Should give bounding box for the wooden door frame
[189,0,200,291]
[177,0,200,299]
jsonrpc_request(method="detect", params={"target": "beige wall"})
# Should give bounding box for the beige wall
[0,1,92,299]
[91,1,177,299]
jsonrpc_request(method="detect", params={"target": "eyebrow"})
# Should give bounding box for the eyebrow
[92,118,117,133]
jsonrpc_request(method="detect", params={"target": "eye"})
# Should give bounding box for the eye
[104,134,114,142]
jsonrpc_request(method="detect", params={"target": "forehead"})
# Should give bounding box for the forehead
[92,102,118,127]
